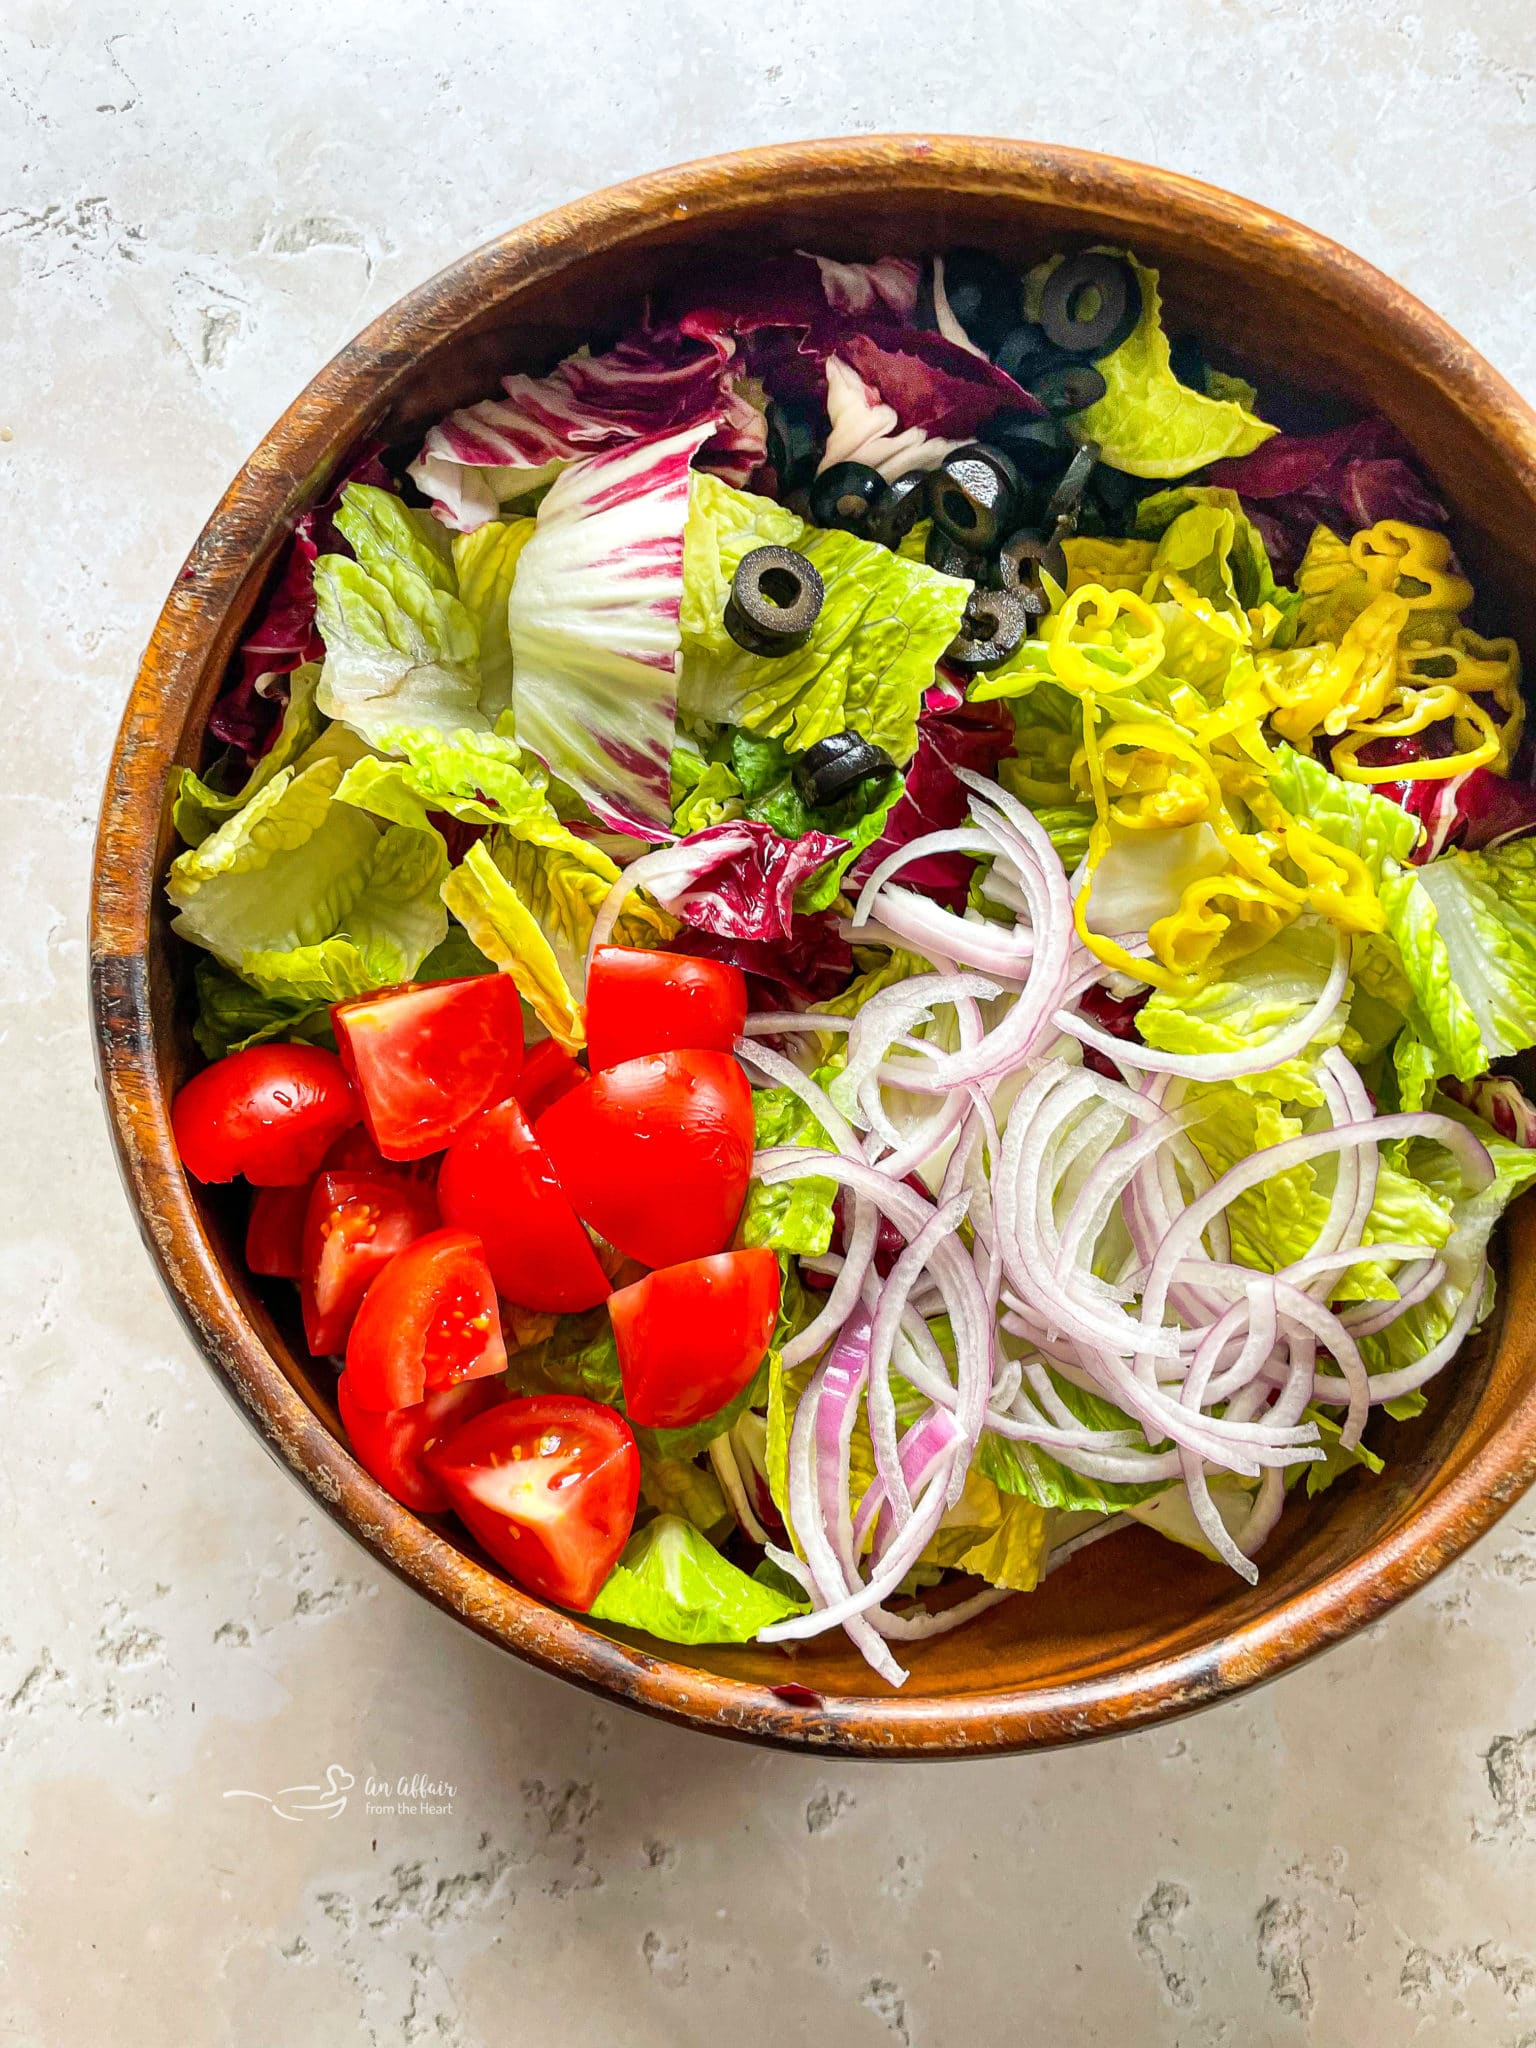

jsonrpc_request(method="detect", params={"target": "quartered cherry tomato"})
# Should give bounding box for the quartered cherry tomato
[337,1372,506,1514]
[534,1050,754,1269]
[245,1182,311,1279]
[583,948,747,1073]
[608,1249,781,1429]
[344,1227,506,1411]
[300,1171,439,1357]
[513,1039,586,1123]
[172,1043,358,1185]
[332,976,525,1161]
[436,1099,610,1313]
[427,1395,639,1609]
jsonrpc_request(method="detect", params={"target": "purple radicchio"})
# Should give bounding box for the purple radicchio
[408,327,764,531]
[845,694,1016,911]
[208,444,390,758]
[1208,417,1447,578]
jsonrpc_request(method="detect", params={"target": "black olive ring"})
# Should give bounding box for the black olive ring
[1039,252,1141,359]
[724,546,825,657]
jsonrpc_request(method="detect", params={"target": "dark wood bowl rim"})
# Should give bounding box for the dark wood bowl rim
[88,135,1536,1757]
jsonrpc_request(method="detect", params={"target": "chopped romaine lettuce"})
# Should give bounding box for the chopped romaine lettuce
[738,1086,838,1256]
[588,1515,807,1643]
[1067,255,1277,478]
[679,472,971,766]
[166,731,447,1000]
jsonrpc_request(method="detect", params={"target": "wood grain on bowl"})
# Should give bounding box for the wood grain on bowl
[89,136,1536,1756]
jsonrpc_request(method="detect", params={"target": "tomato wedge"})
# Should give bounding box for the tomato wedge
[337,1372,505,1514]
[584,948,747,1073]
[437,1099,610,1313]
[344,1227,506,1411]
[172,1043,358,1185]
[609,1249,781,1429]
[513,1039,586,1123]
[245,1182,311,1279]
[534,1050,754,1268]
[428,1395,639,1609]
[332,976,525,1161]
[300,1171,439,1357]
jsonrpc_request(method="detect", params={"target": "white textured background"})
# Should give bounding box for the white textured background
[5,4,1536,2042]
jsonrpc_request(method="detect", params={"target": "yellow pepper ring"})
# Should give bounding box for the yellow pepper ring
[1047,585,1166,697]
[1330,689,1502,783]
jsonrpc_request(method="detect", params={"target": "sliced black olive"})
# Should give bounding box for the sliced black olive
[936,249,1020,356]
[998,527,1066,610]
[792,731,897,809]
[927,444,1022,553]
[1029,363,1109,417]
[867,467,930,549]
[809,460,891,537]
[944,588,1032,673]
[1044,441,1101,531]
[979,408,1071,481]
[925,523,999,587]
[1169,334,1208,392]
[723,546,825,657]
[1090,462,1141,518]
[765,400,822,492]
[1039,253,1141,359]
[992,324,1064,386]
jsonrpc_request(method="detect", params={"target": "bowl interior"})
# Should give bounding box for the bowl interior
[101,142,1536,1751]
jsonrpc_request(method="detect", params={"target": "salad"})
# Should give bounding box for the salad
[166,243,1536,1687]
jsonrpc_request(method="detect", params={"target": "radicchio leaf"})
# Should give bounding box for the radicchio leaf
[656,820,848,942]
[408,328,762,531]
[509,423,711,837]
[845,694,1015,911]
[1208,417,1447,577]
[672,912,855,1008]
[208,444,390,758]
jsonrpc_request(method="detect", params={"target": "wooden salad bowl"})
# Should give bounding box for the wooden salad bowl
[89,137,1536,1756]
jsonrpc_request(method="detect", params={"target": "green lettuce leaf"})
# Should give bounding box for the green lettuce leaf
[171,664,326,847]
[637,1457,729,1534]
[189,957,335,1061]
[1267,747,1420,879]
[442,828,670,1047]
[679,472,971,765]
[1134,486,1280,612]
[333,722,567,837]
[723,728,903,913]
[921,1468,1048,1591]
[450,518,536,723]
[738,1086,838,1256]
[1395,841,1536,1078]
[1067,256,1276,478]
[588,1515,807,1643]
[166,732,447,997]
[670,738,744,833]
[1284,1403,1385,1497]
[314,485,486,745]
[975,1370,1169,1510]
[1138,923,1348,1104]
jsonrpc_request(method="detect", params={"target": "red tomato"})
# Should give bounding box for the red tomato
[609,1249,781,1429]
[428,1395,639,1609]
[172,1044,358,1185]
[513,1038,586,1123]
[436,1099,610,1313]
[301,1172,439,1357]
[344,1227,506,1411]
[584,948,747,1072]
[332,976,525,1161]
[534,1050,754,1268]
[245,1182,311,1279]
[337,1372,505,1514]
